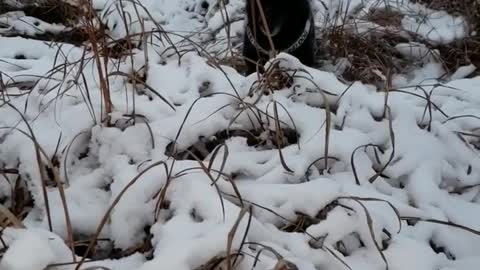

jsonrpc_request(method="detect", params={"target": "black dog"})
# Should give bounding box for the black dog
[242,0,316,75]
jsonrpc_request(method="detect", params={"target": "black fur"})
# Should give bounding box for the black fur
[242,0,316,74]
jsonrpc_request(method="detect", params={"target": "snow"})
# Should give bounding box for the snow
[1,0,480,270]
[0,228,73,270]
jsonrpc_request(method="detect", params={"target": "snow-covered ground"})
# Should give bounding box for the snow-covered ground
[0,0,479,270]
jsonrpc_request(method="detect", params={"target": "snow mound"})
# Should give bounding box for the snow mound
[0,0,479,270]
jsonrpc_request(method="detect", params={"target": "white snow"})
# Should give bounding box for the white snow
[1,0,479,270]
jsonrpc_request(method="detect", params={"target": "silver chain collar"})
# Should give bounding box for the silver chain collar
[245,15,312,58]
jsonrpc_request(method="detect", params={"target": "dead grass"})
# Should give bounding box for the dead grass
[411,0,480,28]
[0,0,91,45]
[366,8,404,27]
[410,0,480,75]
[434,37,480,74]
[216,55,249,75]
[281,201,338,233]
[323,29,409,84]
[321,0,480,83]
[0,0,79,25]
[165,127,299,161]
